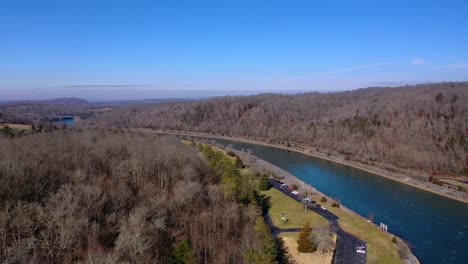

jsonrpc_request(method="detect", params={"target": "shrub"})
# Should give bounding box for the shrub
[432,179,443,186]
[460,167,468,176]
[291,184,298,190]
[226,151,236,157]
[235,156,245,168]
[392,236,397,243]
[320,197,327,203]
[331,202,340,208]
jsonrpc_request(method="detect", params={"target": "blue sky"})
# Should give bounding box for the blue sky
[1,0,468,100]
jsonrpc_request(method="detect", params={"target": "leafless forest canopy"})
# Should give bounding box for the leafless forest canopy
[0,131,277,263]
[88,83,468,175]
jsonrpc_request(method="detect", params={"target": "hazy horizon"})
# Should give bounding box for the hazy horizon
[1,1,468,101]
[0,81,445,101]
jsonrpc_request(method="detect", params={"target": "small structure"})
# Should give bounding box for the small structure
[379,222,388,232]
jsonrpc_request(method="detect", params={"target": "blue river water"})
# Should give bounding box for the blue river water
[196,137,468,264]
[53,117,75,127]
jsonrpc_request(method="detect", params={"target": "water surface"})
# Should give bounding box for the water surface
[52,116,75,127]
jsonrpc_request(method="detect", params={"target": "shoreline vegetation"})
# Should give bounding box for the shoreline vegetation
[190,137,419,264]
[150,129,468,204]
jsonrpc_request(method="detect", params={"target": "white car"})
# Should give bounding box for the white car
[320,206,327,210]
[291,190,299,195]
[356,246,366,254]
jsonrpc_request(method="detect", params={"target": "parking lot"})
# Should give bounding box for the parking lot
[269,178,367,264]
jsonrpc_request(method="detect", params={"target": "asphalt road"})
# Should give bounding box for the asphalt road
[268,178,367,264]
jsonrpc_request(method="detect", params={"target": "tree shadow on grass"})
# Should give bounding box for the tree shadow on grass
[256,193,272,216]
[276,235,298,264]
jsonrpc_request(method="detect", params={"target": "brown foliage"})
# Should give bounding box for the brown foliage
[0,130,262,263]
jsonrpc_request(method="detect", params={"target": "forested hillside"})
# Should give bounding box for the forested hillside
[89,82,468,175]
[0,98,91,125]
[0,131,278,263]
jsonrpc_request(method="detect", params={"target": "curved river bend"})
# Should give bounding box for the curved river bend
[195,137,468,264]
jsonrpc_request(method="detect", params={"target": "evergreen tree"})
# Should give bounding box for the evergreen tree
[297,221,316,253]
[258,174,270,191]
[170,239,197,264]
[252,217,277,263]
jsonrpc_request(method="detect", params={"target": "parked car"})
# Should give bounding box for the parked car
[281,183,288,188]
[356,246,366,254]
[320,206,327,210]
[291,190,299,195]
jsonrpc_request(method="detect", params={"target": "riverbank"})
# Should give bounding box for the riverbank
[149,129,468,204]
[227,143,420,264]
[185,134,420,263]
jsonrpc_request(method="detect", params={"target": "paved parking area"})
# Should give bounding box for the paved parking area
[269,178,366,264]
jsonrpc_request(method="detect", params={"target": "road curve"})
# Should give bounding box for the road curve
[268,178,366,264]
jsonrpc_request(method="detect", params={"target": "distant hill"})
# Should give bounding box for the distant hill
[42,97,89,106]
[92,98,194,106]
[1,97,89,107]
[0,97,197,127]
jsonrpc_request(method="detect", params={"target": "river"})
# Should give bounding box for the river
[194,136,468,264]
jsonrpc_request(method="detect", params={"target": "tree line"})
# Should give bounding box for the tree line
[0,130,282,263]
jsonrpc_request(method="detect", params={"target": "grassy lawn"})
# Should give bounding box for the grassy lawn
[278,232,300,240]
[440,178,468,189]
[262,188,328,229]
[321,201,403,264]
[0,124,32,130]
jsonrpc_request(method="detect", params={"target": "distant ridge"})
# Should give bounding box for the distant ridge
[92,98,195,106]
[0,97,197,107]
[1,97,89,107]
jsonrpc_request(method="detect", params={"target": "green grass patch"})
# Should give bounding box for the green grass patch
[322,201,403,264]
[440,179,468,189]
[262,188,328,229]
[0,124,32,130]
